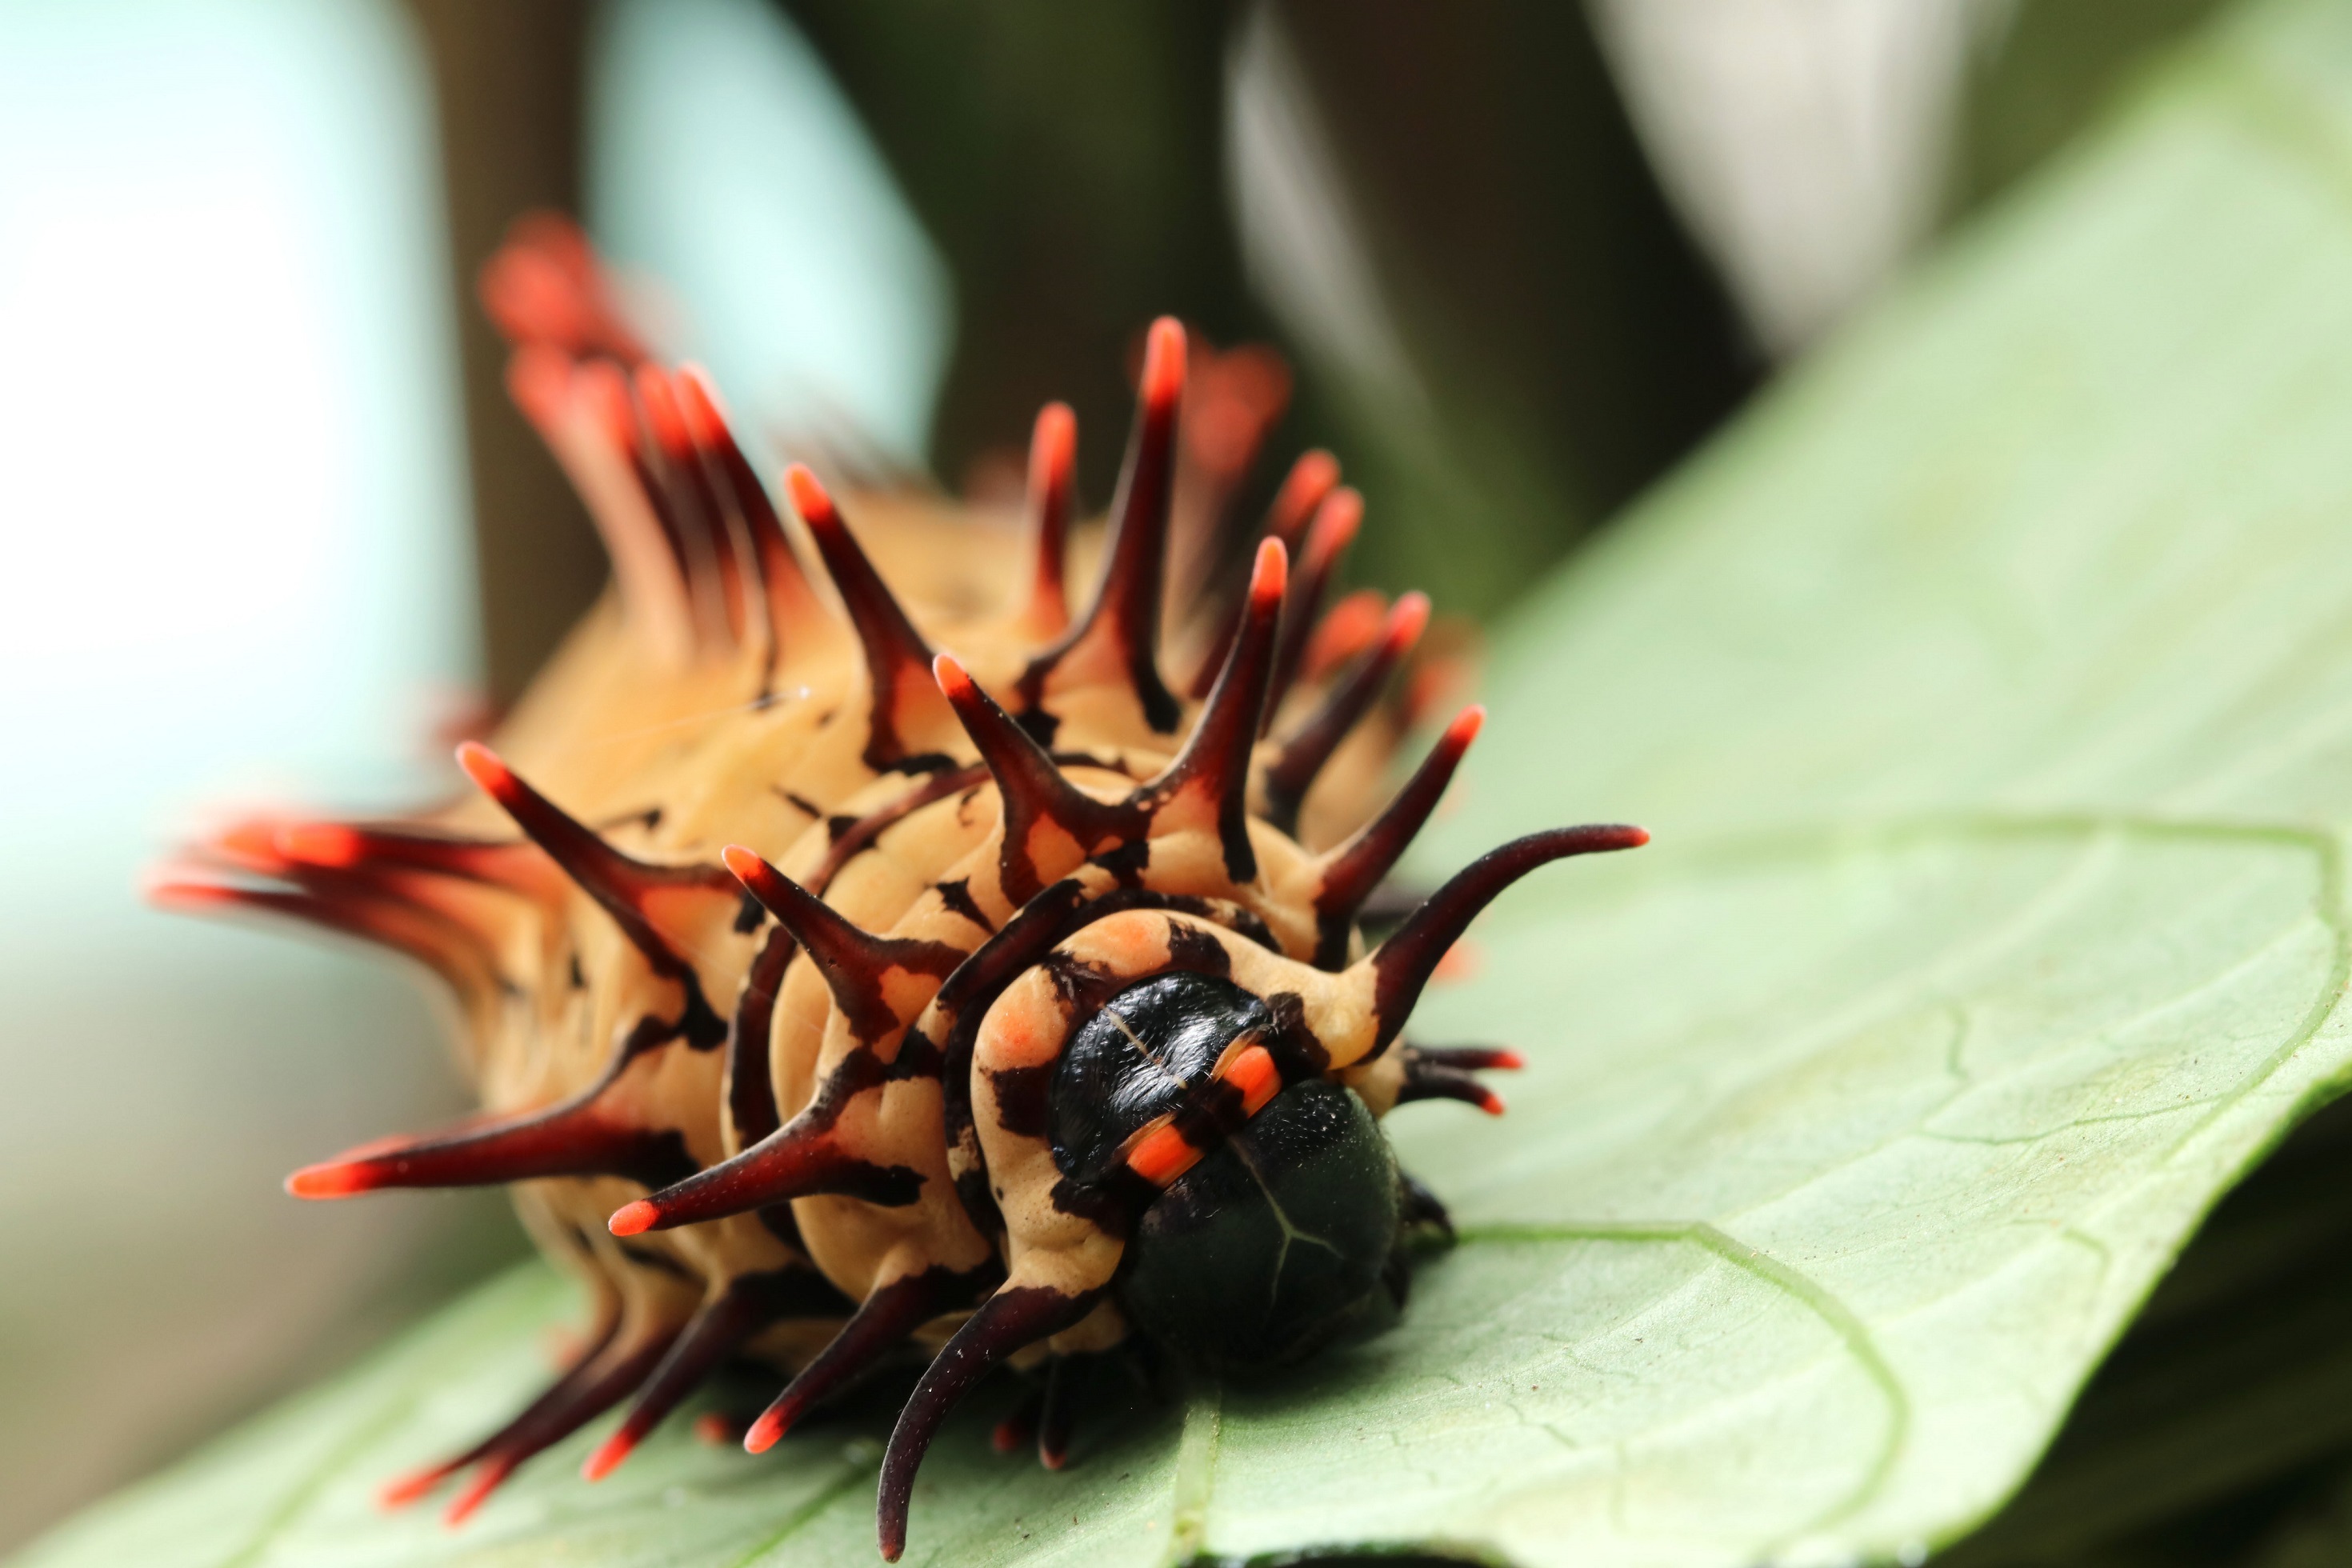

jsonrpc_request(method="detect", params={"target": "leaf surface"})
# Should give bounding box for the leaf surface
[26,1,2352,1563]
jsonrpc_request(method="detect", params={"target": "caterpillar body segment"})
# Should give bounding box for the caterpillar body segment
[157,212,1646,1559]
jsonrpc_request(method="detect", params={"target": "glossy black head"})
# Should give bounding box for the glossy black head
[1050,970,1270,1183]
[1048,970,1402,1372]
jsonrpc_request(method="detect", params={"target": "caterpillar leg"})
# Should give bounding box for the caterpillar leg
[1036,1352,1094,1471]
[990,1382,1046,1455]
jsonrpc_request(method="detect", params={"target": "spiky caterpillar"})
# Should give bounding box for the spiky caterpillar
[154,214,1646,1560]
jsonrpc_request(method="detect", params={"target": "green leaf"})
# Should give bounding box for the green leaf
[28,0,2352,1562]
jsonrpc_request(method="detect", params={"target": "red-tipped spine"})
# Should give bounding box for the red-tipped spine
[1263,590,1429,834]
[1365,824,1649,1056]
[1314,706,1485,965]
[638,365,754,645]
[1022,403,1077,636]
[149,878,494,999]
[934,654,1134,903]
[455,742,732,988]
[1134,538,1287,884]
[270,819,561,902]
[1264,486,1363,726]
[1187,450,1342,700]
[393,1314,679,1526]
[284,1092,696,1199]
[676,366,829,652]
[745,1266,978,1453]
[1024,317,1186,733]
[722,846,962,1043]
[1265,449,1341,550]
[477,211,647,362]
[784,466,946,768]
[584,1270,822,1481]
[1301,588,1388,686]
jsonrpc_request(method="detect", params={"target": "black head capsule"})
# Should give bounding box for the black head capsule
[1049,970,1404,1370]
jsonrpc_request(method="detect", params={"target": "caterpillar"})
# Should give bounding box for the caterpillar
[153,212,1646,1561]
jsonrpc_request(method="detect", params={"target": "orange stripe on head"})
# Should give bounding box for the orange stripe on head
[1124,1118,1202,1187]
[1217,1042,1280,1117]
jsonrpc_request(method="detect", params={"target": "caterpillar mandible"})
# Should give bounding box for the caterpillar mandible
[153,212,1646,1561]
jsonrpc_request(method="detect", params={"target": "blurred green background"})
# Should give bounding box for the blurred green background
[0,0,2233,1554]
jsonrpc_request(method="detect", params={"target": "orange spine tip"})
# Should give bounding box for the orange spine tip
[784,463,831,526]
[377,1462,454,1510]
[1386,591,1433,652]
[581,1433,634,1482]
[274,821,366,869]
[931,652,976,701]
[285,1162,374,1199]
[1268,450,1342,544]
[1303,486,1362,563]
[1141,317,1186,409]
[1479,1090,1507,1116]
[743,1410,786,1454]
[212,819,291,873]
[607,1198,658,1238]
[1248,536,1288,609]
[442,1458,514,1526]
[1302,589,1387,683]
[454,740,509,798]
[1032,402,1076,487]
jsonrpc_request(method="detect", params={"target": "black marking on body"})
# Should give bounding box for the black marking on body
[1042,952,1124,1014]
[1163,921,1232,978]
[1262,990,1329,1074]
[727,926,796,1145]
[1217,812,1255,889]
[780,790,825,819]
[826,814,861,844]
[1012,701,1060,750]
[568,954,587,990]
[734,892,766,934]
[1090,839,1150,889]
[885,752,958,778]
[1047,1172,1136,1232]
[934,878,994,934]
[986,1063,1054,1138]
